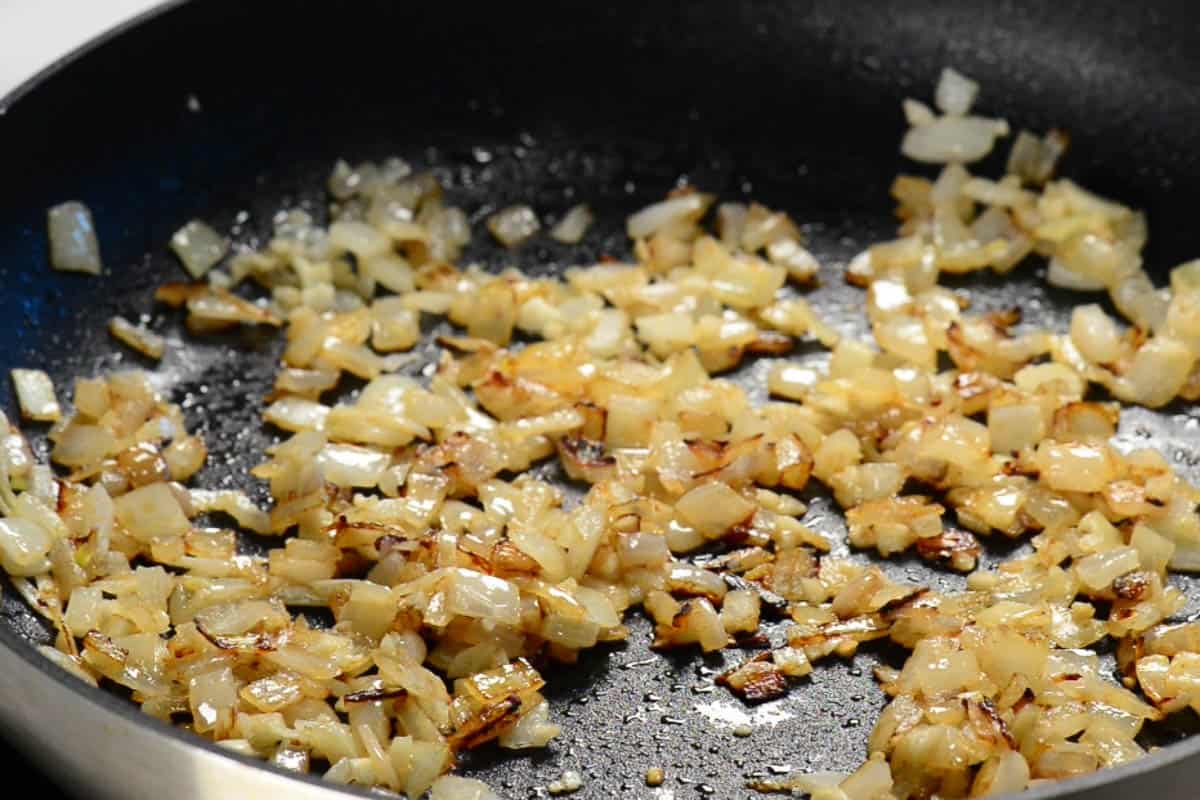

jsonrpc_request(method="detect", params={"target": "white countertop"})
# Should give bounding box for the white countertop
[0,0,162,97]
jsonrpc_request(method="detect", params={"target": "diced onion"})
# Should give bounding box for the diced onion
[113,482,191,540]
[170,220,228,279]
[429,775,502,800]
[934,67,979,116]
[487,205,539,247]
[627,193,709,239]
[11,369,61,422]
[47,201,102,274]
[442,568,521,626]
[108,316,166,360]
[0,517,51,576]
[263,397,330,432]
[549,204,594,244]
[901,116,1009,164]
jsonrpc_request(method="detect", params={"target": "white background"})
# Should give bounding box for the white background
[0,0,161,97]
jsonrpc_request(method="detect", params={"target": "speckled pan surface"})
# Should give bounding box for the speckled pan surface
[3,1,1200,797]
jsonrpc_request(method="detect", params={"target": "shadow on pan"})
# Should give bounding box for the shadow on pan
[3,1,1200,798]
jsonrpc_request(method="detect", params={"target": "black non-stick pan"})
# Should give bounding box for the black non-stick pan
[4,1,1200,798]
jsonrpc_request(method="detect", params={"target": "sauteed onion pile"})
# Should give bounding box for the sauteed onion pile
[11,68,1200,799]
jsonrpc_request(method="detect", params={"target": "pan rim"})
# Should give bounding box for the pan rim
[1,2,1199,798]
[0,0,187,114]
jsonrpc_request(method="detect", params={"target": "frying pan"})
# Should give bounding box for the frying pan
[3,1,1200,797]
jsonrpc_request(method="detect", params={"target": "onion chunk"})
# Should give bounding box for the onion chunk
[47,201,102,274]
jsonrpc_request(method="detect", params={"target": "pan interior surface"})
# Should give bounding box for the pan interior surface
[3,1,1200,797]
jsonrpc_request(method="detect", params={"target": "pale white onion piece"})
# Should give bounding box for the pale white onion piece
[317,443,390,488]
[666,563,728,601]
[187,291,281,326]
[1069,304,1122,365]
[549,204,594,244]
[51,424,115,468]
[902,98,936,127]
[429,775,502,800]
[675,483,756,538]
[163,435,206,481]
[901,116,1009,164]
[0,517,51,576]
[627,193,708,239]
[365,253,415,294]
[1110,272,1169,332]
[113,482,191,540]
[11,369,61,422]
[1047,259,1107,291]
[47,201,102,274]
[487,205,539,247]
[1113,337,1193,408]
[1169,543,1200,572]
[329,220,390,259]
[971,750,1030,796]
[839,757,893,800]
[766,238,820,282]
[498,699,561,750]
[170,220,228,279]
[108,316,165,360]
[441,568,521,626]
[1075,546,1141,591]
[1007,128,1068,185]
[1034,441,1118,493]
[934,67,979,116]
[274,367,339,399]
[1170,259,1200,295]
[263,397,330,432]
[616,531,671,569]
[189,489,270,534]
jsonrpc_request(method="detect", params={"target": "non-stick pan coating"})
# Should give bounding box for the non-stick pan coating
[4,1,1200,797]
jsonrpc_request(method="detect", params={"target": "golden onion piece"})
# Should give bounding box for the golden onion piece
[108,316,166,360]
